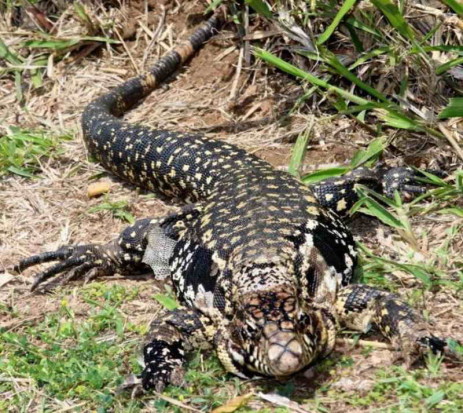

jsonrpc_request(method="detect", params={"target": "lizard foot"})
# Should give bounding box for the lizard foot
[381,167,446,199]
[141,340,185,392]
[394,324,449,367]
[11,242,120,291]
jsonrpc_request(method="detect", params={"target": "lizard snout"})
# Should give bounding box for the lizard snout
[267,331,304,376]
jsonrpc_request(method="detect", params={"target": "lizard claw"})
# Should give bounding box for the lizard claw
[141,339,185,392]
[381,167,445,200]
[11,244,116,291]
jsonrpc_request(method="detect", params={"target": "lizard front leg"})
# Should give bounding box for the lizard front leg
[142,307,212,391]
[311,166,444,216]
[336,284,447,362]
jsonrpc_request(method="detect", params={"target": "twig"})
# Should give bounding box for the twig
[438,123,463,162]
[257,392,310,413]
[114,28,140,74]
[141,5,166,69]
[56,402,88,412]
[0,376,33,383]
[336,338,394,350]
[243,6,251,66]
[153,392,201,412]
[229,46,244,100]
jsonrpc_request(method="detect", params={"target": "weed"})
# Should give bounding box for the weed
[88,197,136,224]
[0,127,71,177]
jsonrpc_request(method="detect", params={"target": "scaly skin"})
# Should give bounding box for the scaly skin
[10,10,448,391]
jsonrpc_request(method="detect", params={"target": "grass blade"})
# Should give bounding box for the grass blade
[73,2,95,33]
[420,45,463,54]
[24,36,118,50]
[327,54,390,103]
[392,262,432,286]
[370,0,415,40]
[205,0,224,13]
[436,56,463,75]
[438,97,463,119]
[355,197,405,229]
[254,47,369,105]
[348,46,391,70]
[0,38,23,64]
[7,166,36,178]
[89,199,135,223]
[359,244,433,286]
[317,0,358,45]
[377,110,421,130]
[437,207,463,218]
[1,127,68,177]
[441,0,463,17]
[350,137,386,168]
[153,293,179,310]
[345,16,381,37]
[288,122,313,177]
[245,0,272,18]
[302,167,349,184]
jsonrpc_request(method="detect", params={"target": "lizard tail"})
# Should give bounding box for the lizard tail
[82,12,223,119]
[79,10,234,203]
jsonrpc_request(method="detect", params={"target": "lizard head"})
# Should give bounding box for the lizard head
[220,264,336,378]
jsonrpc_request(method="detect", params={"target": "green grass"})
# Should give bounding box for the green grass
[354,169,463,292]
[1,285,140,410]
[338,366,463,411]
[251,0,462,149]
[0,127,72,178]
[1,280,461,411]
[0,283,247,412]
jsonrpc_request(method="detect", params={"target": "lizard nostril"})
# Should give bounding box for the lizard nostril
[277,350,302,375]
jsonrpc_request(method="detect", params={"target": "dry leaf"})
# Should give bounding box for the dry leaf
[331,377,375,392]
[0,272,14,289]
[257,392,310,413]
[211,393,253,413]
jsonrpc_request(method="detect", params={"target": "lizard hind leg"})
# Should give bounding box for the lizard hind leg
[9,218,157,291]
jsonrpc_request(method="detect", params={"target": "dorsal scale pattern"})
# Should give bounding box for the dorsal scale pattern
[81,12,357,296]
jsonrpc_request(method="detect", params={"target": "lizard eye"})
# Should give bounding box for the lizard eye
[298,313,311,330]
[244,304,265,323]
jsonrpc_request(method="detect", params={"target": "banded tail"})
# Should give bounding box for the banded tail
[81,12,256,203]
